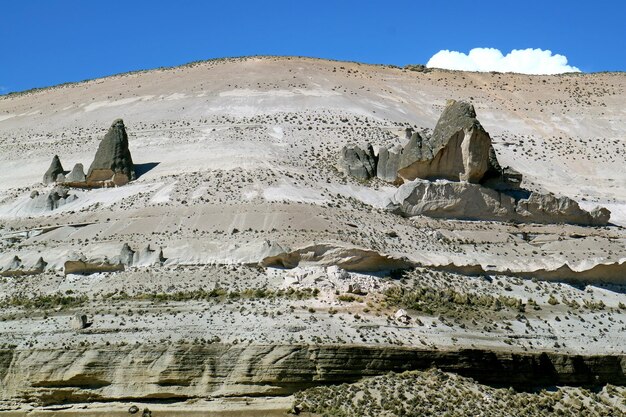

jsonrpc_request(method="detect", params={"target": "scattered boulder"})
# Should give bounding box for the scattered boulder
[30,190,39,199]
[70,313,89,330]
[43,155,64,184]
[337,144,377,180]
[394,309,411,324]
[66,163,86,182]
[128,405,139,414]
[87,119,136,185]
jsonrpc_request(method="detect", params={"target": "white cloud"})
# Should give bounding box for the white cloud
[426,48,580,75]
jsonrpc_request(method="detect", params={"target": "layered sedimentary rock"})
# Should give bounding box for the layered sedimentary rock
[337,144,377,180]
[87,119,136,185]
[389,179,610,226]
[1,344,624,406]
[261,243,412,271]
[43,155,64,184]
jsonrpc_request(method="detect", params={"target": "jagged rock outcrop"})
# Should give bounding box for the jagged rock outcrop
[120,243,136,266]
[376,144,403,182]
[396,100,492,183]
[348,100,495,184]
[64,253,124,276]
[337,144,377,180]
[389,180,611,226]
[45,186,77,210]
[261,243,412,271]
[1,344,624,406]
[87,119,136,185]
[516,193,611,226]
[65,163,86,182]
[133,244,166,267]
[21,186,78,214]
[0,256,47,277]
[43,155,64,184]
[389,180,516,221]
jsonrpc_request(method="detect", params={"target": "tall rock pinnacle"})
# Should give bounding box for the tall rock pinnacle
[87,119,136,185]
[43,155,64,184]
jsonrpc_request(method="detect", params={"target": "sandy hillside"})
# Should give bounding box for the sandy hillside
[0,57,624,412]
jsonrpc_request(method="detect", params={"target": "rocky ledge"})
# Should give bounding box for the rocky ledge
[1,344,624,406]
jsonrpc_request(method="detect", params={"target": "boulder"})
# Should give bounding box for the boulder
[389,180,516,221]
[389,179,611,226]
[337,144,377,180]
[394,309,411,324]
[66,163,86,182]
[396,100,492,183]
[516,193,611,226]
[43,155,64,184]
[87,119,135,185]
[70,313,89,330]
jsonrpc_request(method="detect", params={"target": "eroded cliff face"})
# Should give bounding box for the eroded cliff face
[1,344,624,406]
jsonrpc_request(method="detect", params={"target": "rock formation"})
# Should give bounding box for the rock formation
[64,252,125,275]
[336,100,610,227]
[45,186,77,211]
[70,313,89,330]
[22,186,78,213]
[1,344,624,406]
[0,256,47,277]
[133,244,166,267]
[120,243,136,266]
[376,144,403,183]
[389,179,610,226]
[337,144,377,180]
[43,155,64,184]
[66,163,86,182]
[516,193,611,226]
[261,243,412,271]
[371,100,493,184]
[87,119,136,185]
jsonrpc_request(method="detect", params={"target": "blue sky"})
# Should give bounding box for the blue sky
[1,0,625,93]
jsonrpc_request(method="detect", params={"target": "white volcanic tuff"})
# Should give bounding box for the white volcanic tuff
[389,179,610,226]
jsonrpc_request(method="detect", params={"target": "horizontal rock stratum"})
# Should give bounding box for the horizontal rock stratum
[1,344,625,405]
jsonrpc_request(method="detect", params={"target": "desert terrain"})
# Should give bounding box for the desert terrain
[0,56,625,415]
